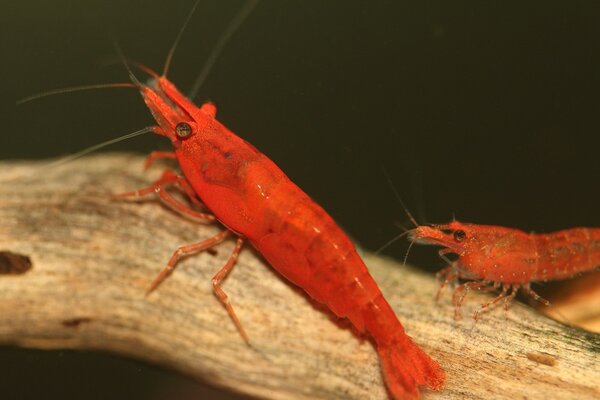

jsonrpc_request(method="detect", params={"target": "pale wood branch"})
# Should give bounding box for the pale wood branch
[0,154,598,399]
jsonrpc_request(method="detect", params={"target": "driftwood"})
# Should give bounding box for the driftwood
[0,153,598,400]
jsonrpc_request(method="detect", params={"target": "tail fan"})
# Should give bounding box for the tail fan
[377,336,445,399]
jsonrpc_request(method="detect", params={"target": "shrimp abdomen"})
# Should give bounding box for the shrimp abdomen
[252,179,445,396]
[533,227,600,281]
[254,183,381,329]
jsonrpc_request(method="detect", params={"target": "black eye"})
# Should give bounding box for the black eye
[453,230,466,242]
[175,122,192,139]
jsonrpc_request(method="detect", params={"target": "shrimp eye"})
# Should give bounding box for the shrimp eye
[175,122,193,139]
[453,230,466,242]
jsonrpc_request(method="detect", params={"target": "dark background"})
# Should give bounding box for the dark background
[5,0,600,398]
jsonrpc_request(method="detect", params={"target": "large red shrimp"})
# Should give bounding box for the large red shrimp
[75,3,448,400]
[408,221,600,319]
[124,60,444,400]
[21,2,446,396]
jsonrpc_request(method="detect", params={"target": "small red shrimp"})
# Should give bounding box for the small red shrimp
[408,221,600,319]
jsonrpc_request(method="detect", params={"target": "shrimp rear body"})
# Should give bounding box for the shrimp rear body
[139,76,444,398]
[532,228,600,282]
[249,178,446,396]
[247,173,445,397]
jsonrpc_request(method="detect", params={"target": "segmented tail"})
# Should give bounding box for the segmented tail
[364,295,445,399]
[377,336,445,399]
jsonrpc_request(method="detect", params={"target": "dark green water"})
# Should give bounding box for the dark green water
[6,0,600,398]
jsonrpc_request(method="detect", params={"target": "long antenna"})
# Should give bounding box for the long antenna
[16,83,136,105]
[14,36,153,182]
[402,238,416,266]
[374,230,411,256]
[188,0,260,99]
[0,127,154,184]
[381,166,419,227]
[111,36,143,87]
[42,127,154,169]
[162,0,203,77]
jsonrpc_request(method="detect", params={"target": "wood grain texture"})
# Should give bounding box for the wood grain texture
[1,154,598,400]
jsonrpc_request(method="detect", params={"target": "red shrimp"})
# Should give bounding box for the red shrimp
[23,2,445,396]
[97,5,447,400]
[408,221,600,319]
[122,67,445,400]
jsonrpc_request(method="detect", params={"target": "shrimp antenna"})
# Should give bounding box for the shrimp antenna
[98,56,161,79]
[112,36,144,87]
[17,41,144,106]
[162,0,203,77]
[41,126,154,170]
[130,60,160,80]
[381,166,419,228]
[16,83,137,105]
[188,0,260,99]
[403,238,416,266]
[374,230,411,256]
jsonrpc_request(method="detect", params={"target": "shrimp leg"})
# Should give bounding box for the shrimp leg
[520,284,551,307]
[147,230,231,293]
[211,237,248,342]
[144,151,177,170]
[152,169,208,209]
[115,170,214,222]
[435,265,457,301]
[452,280,494,319]
[472,284,513,321]
[502,285,519,310]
